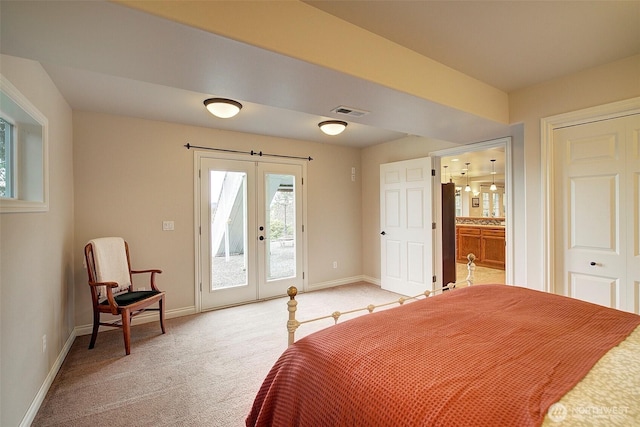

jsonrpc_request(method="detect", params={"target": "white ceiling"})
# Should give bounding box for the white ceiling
[1,0,638,154]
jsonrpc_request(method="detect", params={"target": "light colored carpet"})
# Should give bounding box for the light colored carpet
[33,282,403,427]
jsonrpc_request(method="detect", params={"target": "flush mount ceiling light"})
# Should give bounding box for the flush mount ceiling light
[318,120,347,136]
[204,98,242,118]
[490,159,497,191]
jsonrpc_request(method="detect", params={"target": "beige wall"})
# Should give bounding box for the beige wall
[73,111,363,327]
[360,56,639,291]
[509,54,640,290]
[0,56,74,426]
[2,51,637,427]
[361,136,459,282]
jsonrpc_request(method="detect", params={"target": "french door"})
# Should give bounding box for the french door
[198,156,304,310]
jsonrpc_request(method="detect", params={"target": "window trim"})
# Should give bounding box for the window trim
[0,74,49,213]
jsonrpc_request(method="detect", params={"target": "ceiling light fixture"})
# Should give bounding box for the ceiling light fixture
[490,159,497,191]
[204,98,242,118]
[318,120,347,136]
[464,163,471,192]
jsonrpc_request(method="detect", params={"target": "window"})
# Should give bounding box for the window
[0,75,48,213]
[0,117,14,198]
[480,184,505,217]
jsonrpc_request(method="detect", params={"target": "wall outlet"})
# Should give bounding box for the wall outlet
[333,261,338,269]
[162,220,175,231]
[42,335,47,353]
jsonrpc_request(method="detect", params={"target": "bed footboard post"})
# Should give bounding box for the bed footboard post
[466,253,476,286]
[287,286,300,346]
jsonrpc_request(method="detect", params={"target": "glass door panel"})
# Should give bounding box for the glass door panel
[210,170,248,290]
[265,173,296,281]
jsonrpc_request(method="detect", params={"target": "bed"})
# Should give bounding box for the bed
[246,284,640,426]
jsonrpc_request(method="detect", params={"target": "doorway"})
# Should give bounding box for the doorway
[196,154,305,310]
[431,137,513,286]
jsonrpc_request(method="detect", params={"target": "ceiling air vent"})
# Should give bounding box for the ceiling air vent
[331,106,370,118]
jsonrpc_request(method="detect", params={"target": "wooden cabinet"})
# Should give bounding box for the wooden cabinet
[457,226,481,264]
[456,226,505,270]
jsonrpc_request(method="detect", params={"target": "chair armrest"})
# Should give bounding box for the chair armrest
[131,269,163,291]
[131,269,163,274]
[88,281,119,288]
[88,281,120,314]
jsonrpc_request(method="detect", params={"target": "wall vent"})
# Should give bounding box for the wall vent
[331,106,370,118]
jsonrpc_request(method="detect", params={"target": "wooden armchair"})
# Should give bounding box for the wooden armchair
[84,237,166,355]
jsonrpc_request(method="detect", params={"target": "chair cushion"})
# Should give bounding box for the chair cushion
[100,290,161,307]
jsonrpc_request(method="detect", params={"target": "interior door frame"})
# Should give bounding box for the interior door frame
[541,97,640,294]
[193,149,308,313]
[430,137,514,286]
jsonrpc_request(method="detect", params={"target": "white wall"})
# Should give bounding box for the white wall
[0,55,74,427]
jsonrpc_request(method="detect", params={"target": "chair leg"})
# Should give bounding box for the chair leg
[159,296,166,334]
[122,309,131,355]
[89,310,100,349]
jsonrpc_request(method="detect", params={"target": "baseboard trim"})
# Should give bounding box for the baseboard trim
[361,275,380,286]
[74,305,196,336]
[20,328,77,427]
[306,275,367,292]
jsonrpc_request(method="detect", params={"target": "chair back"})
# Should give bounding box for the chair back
[85,237,133,300]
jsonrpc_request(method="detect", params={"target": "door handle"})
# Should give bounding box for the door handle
[259,226,264,231]
[590,261,597,266]
[380,231,386,235]
[259,236,264,241]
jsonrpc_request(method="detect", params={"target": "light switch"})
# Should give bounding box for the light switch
[162,220,175,231]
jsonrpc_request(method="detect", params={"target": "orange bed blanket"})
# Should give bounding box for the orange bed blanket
[247,285,640,427]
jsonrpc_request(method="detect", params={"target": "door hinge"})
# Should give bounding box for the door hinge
[199,226,201,235]
[432,275,437,283]
[432,222,436,229]
[431,169,436,176]
[199,169,201,178]
[302,224,304,232]
[303,272,305,280]
[199,282,202,292]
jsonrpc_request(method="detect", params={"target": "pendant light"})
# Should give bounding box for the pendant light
[464,163,471,192]
[204,98,243,118]
[490,159,497,191]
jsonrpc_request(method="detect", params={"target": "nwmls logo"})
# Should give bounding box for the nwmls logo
[547,402,631,423]
[548,403,568,422]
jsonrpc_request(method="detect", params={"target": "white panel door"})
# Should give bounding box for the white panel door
[554,114,639,312]
[627,116,640,313]
[380,157,433,296]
